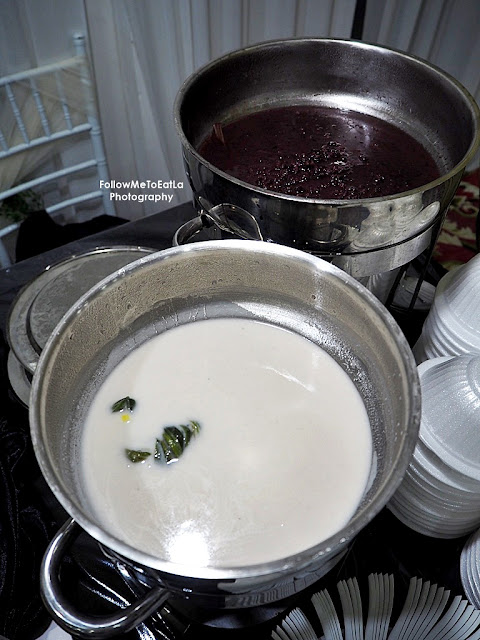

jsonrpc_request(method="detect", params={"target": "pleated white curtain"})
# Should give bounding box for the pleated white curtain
[363,0,480,108]
[84,0,358,220]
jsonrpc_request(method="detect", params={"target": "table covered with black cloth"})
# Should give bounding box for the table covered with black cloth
[0,204,472,639]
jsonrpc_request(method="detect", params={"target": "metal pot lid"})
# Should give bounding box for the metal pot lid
[7,349,32,407]
[7,246,155,374]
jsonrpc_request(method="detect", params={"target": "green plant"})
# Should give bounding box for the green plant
[0,189,44,223]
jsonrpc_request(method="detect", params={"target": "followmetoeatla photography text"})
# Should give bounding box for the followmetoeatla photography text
[100,179,184,203]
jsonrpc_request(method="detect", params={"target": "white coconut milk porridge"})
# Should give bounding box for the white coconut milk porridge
[81,317,372,567]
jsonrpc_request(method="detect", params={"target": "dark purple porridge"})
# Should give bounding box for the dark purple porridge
[198,105,440,200]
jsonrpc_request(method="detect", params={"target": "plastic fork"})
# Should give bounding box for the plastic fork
[271,606,317,640]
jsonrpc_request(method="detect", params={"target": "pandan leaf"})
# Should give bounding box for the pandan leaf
[155,438,174,465]
[155,420,201,465]
[179,425,192,446]
[189,420,201,435]
[112,396,136,413]
[164,427,186,454]
[125,449,151,463]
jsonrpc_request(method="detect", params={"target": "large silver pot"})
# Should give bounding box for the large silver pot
[30,241,420,637]
[174,38,480,277]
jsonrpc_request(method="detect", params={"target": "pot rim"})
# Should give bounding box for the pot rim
[173,37,480,207]
[30,240,421,581]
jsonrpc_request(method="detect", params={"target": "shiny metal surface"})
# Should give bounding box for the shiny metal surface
[41,518,169,638]
[172,215,208,246]
[7,246,154,374]
[30,241,420,632]
[199,199,264,241]
[7,349,31,406]
[174,38,480,277]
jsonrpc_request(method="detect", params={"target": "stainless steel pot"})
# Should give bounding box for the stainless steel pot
[174,38,480,277]
[30,241,420,637]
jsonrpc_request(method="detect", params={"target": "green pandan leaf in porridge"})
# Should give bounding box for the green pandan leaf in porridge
[164,427,186,455]
[155,437,177,465]
[188,420,201,436]
[154,420,201,465]
[179,425,192,447]
[125,449,151,463]
[112,396,136,413]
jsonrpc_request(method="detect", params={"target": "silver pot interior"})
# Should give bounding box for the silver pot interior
[175,39,480,276]
[30,241,420,590]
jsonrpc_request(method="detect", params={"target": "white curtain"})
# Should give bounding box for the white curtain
[84,0,358,220]
[363,0,480,109]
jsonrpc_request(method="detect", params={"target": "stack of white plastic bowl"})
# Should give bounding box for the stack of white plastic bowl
[388,353,480,538]
[413,254,480,363]
[461,526,480,609]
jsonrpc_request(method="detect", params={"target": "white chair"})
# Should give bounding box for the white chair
[0,34,115,268]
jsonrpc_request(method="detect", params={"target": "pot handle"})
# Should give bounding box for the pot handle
[172,203,264,246]
[202,202,264,241]
[41,517,170,639]
[172,215,207,246]
[197,196,264,241]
